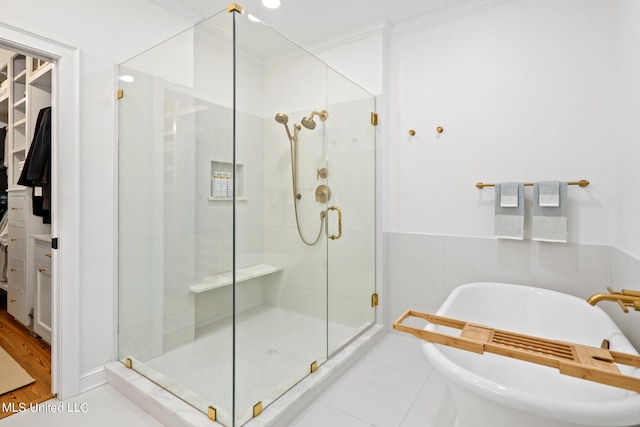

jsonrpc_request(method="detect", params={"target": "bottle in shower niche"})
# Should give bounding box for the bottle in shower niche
[227,172,233,197]
[213,172,222,198]
[220,171,228,198]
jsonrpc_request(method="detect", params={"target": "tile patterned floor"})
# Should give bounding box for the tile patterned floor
[1,333,456,427]
[289,333,456,427]
[0,384,165,427]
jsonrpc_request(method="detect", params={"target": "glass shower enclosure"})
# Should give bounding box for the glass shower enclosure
[117,5,376,426]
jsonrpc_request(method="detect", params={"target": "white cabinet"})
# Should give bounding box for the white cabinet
[6,190,50,327]
[33,235,52,344]
[6,192,28,324]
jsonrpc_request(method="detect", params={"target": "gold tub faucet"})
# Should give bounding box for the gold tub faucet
[587,287,640,313]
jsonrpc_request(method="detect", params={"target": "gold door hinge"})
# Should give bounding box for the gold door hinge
[125,357,132,369]
[371,293,379,307]
[208,406,217,421]
[310,361,318,373]
[227,3,243,13]
[116,89,124,99]
[371,112,378,126]
[253,401,263,417]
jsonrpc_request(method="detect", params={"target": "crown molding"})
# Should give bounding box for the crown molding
[265,20,390,67]
[147,0,212,23]
[303,20,390,54]
[392,0,514,36]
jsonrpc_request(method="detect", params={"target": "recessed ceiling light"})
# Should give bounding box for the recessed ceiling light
[262,0,281,9]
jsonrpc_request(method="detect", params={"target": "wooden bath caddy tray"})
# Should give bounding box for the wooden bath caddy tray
[393,310,640,393]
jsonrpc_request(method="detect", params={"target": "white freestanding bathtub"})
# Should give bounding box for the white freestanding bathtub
[422,282,640,427]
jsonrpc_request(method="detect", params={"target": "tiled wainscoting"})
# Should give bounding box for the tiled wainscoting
[385,232,640,349]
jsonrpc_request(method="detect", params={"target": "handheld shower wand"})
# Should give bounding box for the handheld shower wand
[274,110,329,245]
[275,113,299,143]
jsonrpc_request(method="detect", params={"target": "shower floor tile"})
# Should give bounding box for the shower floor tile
[142,305,360,425]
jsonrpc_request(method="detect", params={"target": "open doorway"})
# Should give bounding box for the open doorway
[0,20,80,410]
[0,45,55,417]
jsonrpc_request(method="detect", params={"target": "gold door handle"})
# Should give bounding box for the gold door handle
[39,268,46,273]
[10,299,17,303]
[10,238,17,242]
[325,206,343,240]
[45,254,52,257]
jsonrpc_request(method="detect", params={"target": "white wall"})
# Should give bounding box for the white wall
[312,30,385,97]
[607,0,640,350]
[387,0,615,244]
[613,0,640,259]
[383,0,640,351]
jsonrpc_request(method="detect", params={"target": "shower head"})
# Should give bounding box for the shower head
[301,116,316,130]
[300,110,328,130]
[275,113,289,124]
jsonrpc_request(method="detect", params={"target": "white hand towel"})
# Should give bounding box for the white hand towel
[500,182,519,207]
[539,181,560,207]
[532,181,568,243]
[494,182,525,240]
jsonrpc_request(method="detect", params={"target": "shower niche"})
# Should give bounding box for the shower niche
[209,160,245,200]
[118,4,376,426]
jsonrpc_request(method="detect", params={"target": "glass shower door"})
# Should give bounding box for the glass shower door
[326,70,377,355]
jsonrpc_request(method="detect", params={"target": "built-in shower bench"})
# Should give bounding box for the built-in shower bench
[189,263,283,293]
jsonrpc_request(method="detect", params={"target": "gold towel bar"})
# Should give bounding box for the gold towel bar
[476,179,589,189]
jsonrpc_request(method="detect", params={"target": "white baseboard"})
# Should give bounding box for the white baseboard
[80,366,108,393]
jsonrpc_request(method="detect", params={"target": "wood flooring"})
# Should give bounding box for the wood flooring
[0,291,54,419]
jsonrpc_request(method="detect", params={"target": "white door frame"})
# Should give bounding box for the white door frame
[0,23,80,400]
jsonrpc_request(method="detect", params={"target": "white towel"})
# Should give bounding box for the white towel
[539,181,560,207]
[500,182,519,207]
[532,182,568,242]
[494,183,525,240]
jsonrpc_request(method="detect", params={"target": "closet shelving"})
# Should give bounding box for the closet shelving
[0,63,8,122]
[4,52,52,328]
[0,63,6,293]
[10,54,27,186]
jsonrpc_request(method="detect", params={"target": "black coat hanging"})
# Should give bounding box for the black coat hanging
[17,106,51,224]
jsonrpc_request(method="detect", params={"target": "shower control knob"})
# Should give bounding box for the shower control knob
[317,168,328,179]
